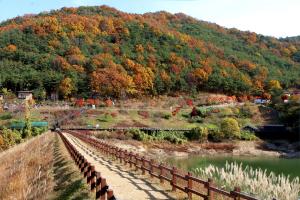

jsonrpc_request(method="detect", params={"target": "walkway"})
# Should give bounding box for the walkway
[63,132,177,200]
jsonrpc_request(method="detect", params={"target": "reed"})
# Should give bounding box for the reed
[193,161,300,200]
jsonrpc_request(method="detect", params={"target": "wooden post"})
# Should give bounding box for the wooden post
[85,163,91,180]
[233,186,241,200]
[90,166,96,191]
[107,189,115,200]
[96,172,101,200]
[81,158,87,173]
[142,156,146,175]
[172,167,177,192]
[159,163,164,183]
[100,178,107,200]
[150,159,154,178]
[124,150,128,165]
[187,172,193,200]
[207,178,214,200]
[135,154,139,171]
[119,150,123,164]
[129,152,132,168]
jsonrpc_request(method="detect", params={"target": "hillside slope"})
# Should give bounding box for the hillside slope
[0,5,299,99]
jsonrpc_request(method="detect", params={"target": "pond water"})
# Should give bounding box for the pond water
[166,155,300,179]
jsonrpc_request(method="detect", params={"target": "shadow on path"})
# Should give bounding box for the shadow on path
[48,135,93,200]
[68,135,179,200]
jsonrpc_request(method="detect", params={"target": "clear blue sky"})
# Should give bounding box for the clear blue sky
[0,0,299,38]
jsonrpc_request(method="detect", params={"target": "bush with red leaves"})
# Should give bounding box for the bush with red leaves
[138,110,149,118]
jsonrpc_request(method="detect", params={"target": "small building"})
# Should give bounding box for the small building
[0,93,3,101]
[17,91,33,100]
[254,98,269,104]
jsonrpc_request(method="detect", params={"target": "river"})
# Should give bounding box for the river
[166,155,300,179]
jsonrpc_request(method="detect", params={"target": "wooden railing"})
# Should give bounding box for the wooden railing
[68,130,261,200]
[58,131,116,200]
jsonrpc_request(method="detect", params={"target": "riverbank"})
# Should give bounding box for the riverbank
[102,138,300,159]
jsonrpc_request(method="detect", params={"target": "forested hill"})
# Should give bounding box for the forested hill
[0,5,300,99]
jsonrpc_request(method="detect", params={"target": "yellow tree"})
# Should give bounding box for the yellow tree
[268,80,282,90]
[59,77,75,99]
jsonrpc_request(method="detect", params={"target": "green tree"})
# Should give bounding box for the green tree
[22,100,32,138]
[220,118,240,139]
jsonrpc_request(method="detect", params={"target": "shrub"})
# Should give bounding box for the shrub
[196,107,208,117]
[185,126,208,141]
[130,129,151,141]
[162,113,171,120]
[207,127,223,141]
[188,116,203,123]
[0,128,22,150]
[181,112,190,118]
[0,113,12,120]
[220,118,240,139]
[137,110,149,118]
[219,107,234,117]
[153,131,186,144]
[240,130,257,141]
[32,127,47,136]
[97,114,113,122]
[238,104,254,118]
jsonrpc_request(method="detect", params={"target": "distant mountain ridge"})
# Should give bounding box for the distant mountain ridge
[0,5,299,98]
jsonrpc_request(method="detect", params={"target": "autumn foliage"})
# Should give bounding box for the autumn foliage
[0,5,299,99]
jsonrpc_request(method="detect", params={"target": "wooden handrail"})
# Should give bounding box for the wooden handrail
[67,130,263,200]
[57,131,116,200]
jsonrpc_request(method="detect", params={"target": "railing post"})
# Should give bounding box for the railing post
[124,150,128,165]
[172,167,177,192]
[135,154,139,171]
[119,150,123,164]
[150,159,154,178]
[129,152,132,168]
[96,172,101,200]
[142,156,146,175]
[107,189,115,200]
[85,163,91,180]
[81,158,87,173]
[159,163,164,183]
[207,178,214,200]
[233,186,241,200]
[100,178,107,200]
[90,166,96,191]
[186,172,192,200]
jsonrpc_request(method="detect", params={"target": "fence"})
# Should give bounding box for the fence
[68,130,260,200]
[57,131,116,200]
[60,126,190,132]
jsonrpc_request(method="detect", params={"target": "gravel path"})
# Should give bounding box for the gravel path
[63,132,177,200]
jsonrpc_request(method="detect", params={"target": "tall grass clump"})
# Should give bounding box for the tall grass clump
[193,162,300,200]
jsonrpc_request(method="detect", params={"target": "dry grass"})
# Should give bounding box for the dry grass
[0,132,54,200]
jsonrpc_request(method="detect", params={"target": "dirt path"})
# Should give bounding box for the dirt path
[63,132,179,200]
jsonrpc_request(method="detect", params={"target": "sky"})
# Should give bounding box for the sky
[0,0,299,38]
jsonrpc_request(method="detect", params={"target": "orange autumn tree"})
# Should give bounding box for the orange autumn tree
[59,77,75,99]
[53,56,71,71]
[133,67,154,93]
[91,65,136,97]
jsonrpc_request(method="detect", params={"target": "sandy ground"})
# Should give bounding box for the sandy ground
[63,132,181,200]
